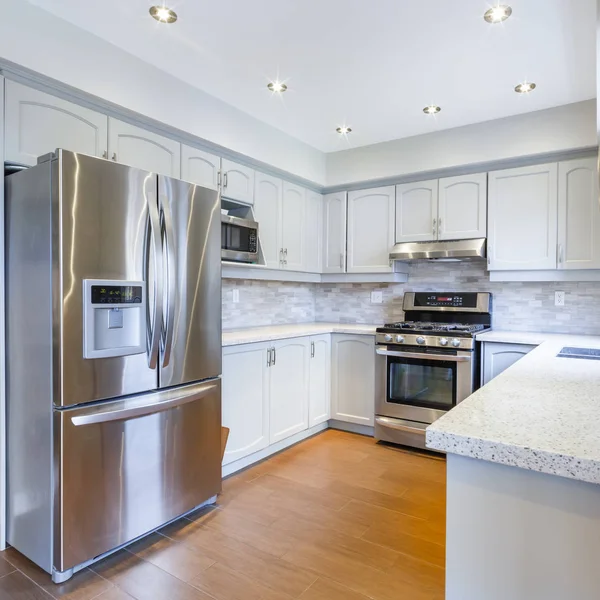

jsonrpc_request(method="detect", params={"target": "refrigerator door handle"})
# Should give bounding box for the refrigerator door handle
[145,177,164,369]
[159,191,177,368]
[70,382,218,426]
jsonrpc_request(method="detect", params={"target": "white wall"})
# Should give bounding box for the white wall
[0,0,326,185]
[326,101,597,187]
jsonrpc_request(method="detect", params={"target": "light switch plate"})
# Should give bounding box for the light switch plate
[555,291,565,307]
[371,290,383,304]
[232,289,240,303]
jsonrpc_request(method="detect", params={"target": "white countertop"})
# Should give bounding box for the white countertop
[222,322,378,346]
[427,333,600,485]
[475,330,574,345]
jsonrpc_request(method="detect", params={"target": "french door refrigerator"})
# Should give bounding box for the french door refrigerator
[5,150,222,583]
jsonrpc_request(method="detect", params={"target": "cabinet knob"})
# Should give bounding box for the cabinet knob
[112,152,117,162]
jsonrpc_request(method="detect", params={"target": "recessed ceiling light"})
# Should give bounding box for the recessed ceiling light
[515,82,536,93]
[336,126,352,134]
[149,5,178,23]
[484,5,512,23]
[267,81,288,93]
[423,105,441,115]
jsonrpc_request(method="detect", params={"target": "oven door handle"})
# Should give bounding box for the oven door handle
[376,348,471,362]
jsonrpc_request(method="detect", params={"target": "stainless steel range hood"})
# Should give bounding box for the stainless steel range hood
[389,238,487,262]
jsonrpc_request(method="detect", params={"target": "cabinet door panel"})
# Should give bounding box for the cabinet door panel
[558,158,600,270]
[488,164,558,270]
[438,174,487,240]
[5,81,108,166]
[108,119,181,178]
[222,159,255,205]
[254,172,283,268]
[482,342,536,385]
[181,145,220,190]
[270,338,310,444]
[305,191,323,273]
[222,343,269,465]
[395,180,438,243]
[347,187,395,273]
[323,192,347,273]
[282,182,306,271]
[309,335,331,427]
[331,335,374,426]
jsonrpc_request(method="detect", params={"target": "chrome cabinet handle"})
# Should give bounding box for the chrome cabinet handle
[438,218,442,236]
[487,244,492,268]
[272,347,276,365]
[557,244,564,265]
[376,348,471,362]
[223,172,228,188]
[159,188,176,369]
[432,218,437,235]
[217,171,222,187]
[311,342,315,358]
[267,348,272,367]
[284,248,288,265]
[102,150,108,159]
[112,152,117,161]
[279,248,284,267]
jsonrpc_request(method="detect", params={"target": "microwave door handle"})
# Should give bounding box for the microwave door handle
[144,177,164,369]
[376,348,471,362]
[159,189,176,369]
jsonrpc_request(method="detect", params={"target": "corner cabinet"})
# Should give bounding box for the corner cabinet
[308,335,331,426]
[488,163,558,271]
[482,342,536,385]
[322,192,347,273]
[347,187,395,273]
[331,334,375,426]
[4,80,108,166]
[222,159,255,205]
[180,145,220,190]
[108,118,181,178]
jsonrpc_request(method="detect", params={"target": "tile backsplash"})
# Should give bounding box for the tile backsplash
[224,262,600,334]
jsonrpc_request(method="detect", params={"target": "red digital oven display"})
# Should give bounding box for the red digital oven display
[437,297,453,302]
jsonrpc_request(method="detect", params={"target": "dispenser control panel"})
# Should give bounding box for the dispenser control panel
[83,279,146,359]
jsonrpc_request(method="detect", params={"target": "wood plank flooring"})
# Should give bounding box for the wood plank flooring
[0,430,446,600]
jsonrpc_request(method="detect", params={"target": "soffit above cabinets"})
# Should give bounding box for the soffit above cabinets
[25,0,596,153]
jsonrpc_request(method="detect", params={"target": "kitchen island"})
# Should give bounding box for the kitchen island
[426,333,600,600]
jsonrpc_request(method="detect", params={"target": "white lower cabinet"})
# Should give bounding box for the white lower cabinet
[269,338,310,444]
[482,342,536,385]
[331,334,375,426]
[308,335,331,427]
[221,342,270,466]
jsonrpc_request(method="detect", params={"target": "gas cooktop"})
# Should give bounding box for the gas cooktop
[378,321,488,336]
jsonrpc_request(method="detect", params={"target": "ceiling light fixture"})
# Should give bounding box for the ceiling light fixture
[423,105,441,115]
[149,5,178,23]
[267,81,288,93]
[514,82,536,93]
[336,126,352,134]
[483,4,512,23]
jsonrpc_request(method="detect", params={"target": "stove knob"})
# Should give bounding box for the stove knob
[439,338,449,347]
[384,334,393,342]
[395,335,405,344]
[451,338,461,348]
[416,336,426,345]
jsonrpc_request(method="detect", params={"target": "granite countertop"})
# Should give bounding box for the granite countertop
[427,334,600,485]
[222,322,378,346]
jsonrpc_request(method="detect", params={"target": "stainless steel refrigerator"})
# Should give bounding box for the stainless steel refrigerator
[5,150,222,583]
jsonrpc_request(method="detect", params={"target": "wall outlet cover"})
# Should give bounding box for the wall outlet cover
[555,291,565,307]
[371,290,383,304]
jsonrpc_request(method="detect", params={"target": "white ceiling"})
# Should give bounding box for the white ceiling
[27,0,596,153]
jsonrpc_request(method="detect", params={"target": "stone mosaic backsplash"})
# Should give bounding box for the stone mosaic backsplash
[224,262,600,334]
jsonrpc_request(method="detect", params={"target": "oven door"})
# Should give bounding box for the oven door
[375,346,475,424]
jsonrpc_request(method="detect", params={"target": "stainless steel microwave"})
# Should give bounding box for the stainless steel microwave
[221,214,259,263]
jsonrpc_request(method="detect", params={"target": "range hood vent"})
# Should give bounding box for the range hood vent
[390,238,487,262]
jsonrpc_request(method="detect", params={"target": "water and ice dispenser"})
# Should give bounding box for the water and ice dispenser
[83,280,146,359]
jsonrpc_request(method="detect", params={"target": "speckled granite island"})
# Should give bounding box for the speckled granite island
[426,333,600,600]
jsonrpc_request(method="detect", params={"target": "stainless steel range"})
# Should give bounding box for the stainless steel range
[375,292,492,450]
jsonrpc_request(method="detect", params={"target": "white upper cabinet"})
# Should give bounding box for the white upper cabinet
[308,335,331,427]
[180,145,220,190]
[438,173,487,240]
[222,159,255,205]
[347,186,395,273]
[269,338,310,444]
[222,342,270,466]
[488,163,558,271]
[558,158,600,270]
[322,192,347,273]
[304,191,323,273]
[108,118,181,178]
[5,81,108,166]
[395,180,438,243]
[253,172,283,269]
[281,182,306,271]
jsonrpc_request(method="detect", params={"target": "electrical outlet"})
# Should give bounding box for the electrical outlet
[371,290,383,304]
[555,291,565,307]
[232,289,240,304]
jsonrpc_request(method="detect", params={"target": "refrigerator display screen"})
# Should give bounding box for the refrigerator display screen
[91,285,142,304]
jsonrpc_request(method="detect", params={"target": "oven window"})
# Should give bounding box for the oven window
[388,357,456,410]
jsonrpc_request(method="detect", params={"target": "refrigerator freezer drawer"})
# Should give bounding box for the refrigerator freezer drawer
[54,379,222,572]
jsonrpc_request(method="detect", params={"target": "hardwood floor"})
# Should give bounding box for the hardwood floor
[0,430,446,600]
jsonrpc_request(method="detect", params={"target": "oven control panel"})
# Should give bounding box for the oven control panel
[376,333,475,350]
[403,292,491,313]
